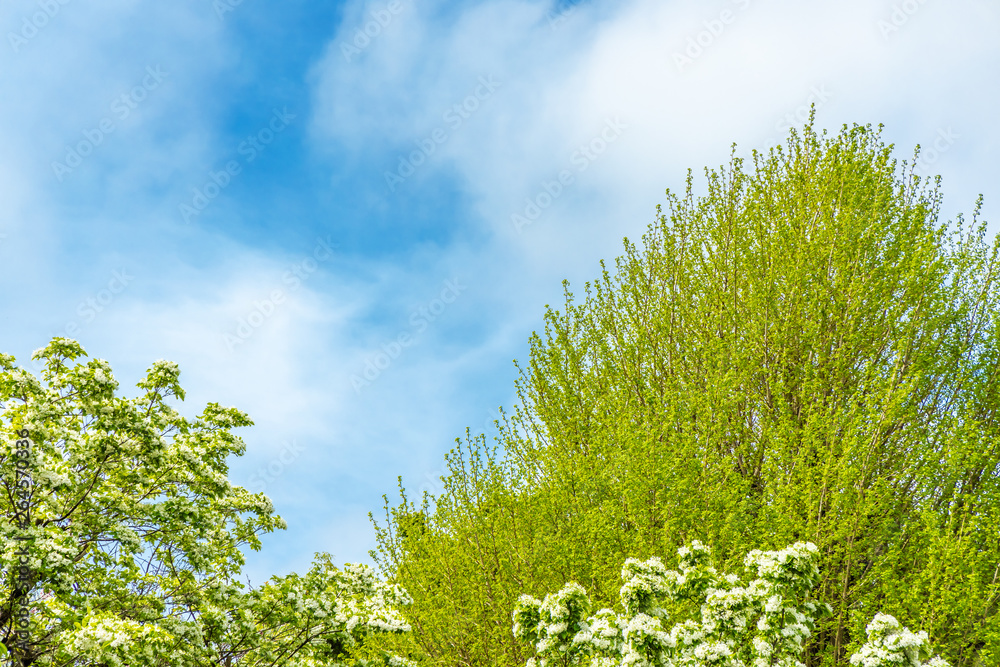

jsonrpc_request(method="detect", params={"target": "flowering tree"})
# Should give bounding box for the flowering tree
[514,542,947,667]
[0,338,413,666]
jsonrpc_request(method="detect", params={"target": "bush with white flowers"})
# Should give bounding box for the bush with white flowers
[513,541,947,667]
[849,613,949,667]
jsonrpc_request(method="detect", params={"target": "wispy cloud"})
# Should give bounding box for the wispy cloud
[1,0,998,584]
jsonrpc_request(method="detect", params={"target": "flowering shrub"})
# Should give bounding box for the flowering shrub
[849,614,949,667]
[513,542,947,667]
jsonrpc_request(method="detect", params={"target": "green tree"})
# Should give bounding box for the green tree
[1,338,414,666]
[369,120,1000,666]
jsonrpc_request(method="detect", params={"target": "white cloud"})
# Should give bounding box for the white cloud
[302,0,1000,568]
[2,0,997,584]
[311,0,999,256]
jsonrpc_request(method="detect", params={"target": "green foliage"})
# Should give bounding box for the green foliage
[0,339,414,666]
[368,120,1000,666]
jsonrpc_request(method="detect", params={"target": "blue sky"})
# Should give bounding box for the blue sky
[1,0,998,584]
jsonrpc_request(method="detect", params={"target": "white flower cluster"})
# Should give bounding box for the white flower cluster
[849,613,950,667]
[513,582,592,659]
[242,557,416,666]
[620,557,670,617]
[58,612,176,667]
[514,542,949,667]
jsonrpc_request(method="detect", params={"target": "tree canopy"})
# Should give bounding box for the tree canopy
[368,120,1000,666]
[0,338,413,666]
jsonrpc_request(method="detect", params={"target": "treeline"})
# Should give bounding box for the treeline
[364,121,1000,666]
